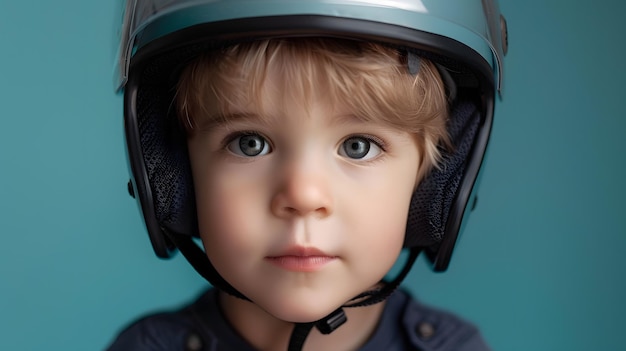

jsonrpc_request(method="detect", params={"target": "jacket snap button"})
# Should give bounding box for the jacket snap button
[185,333,203,351]
[416,322,435,340]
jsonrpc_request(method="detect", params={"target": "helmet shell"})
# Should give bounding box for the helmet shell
[115,0,505,93]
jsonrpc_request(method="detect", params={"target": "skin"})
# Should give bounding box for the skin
[187,70,421,350]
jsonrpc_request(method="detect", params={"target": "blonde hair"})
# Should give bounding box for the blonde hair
[176,38,449,181]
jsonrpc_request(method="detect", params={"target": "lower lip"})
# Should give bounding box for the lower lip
[265,256,336,272]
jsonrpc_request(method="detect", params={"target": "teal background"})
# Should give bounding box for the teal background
[1,1,624,350]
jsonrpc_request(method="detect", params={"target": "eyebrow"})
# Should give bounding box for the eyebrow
[330,113,374,126]
[220,112,264,123]
[197,112,269,130]
[197,110,373,131]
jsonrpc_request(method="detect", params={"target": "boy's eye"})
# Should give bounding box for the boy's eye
[227,133,271,157]
[339,136,382,160]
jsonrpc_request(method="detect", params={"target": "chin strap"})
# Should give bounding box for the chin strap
[164,228,420,351]
[287,307,347,351]
[287,248,421,351]
[288,323,316,351]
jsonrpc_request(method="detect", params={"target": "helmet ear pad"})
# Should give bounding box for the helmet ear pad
[138,88,197,236]
[404,95,482,266]
[129,50,200,244]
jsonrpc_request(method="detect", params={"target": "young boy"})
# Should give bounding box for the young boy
[109,1,507,350]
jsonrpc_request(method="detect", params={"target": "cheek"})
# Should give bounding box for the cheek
[345,173,415,275]
[192,163,269,261]
[355,200,409,254]
[195,185,266,287]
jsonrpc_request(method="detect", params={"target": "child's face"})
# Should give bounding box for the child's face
[187,69,421,323]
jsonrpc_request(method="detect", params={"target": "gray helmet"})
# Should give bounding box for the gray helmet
[114,0,508,275]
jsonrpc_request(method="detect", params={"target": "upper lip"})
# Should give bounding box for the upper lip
[268,246,333,257]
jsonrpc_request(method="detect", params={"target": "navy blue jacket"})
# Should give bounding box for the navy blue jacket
[106,289,490,350]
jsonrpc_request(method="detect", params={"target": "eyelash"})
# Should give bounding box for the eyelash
[347,134,387,152]
[222,130,267,146]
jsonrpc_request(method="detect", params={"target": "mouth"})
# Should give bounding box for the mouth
[265,246,337,272]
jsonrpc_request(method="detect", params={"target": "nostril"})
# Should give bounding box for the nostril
[313,206,330,218]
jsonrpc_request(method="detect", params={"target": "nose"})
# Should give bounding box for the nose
[270,159,333,219]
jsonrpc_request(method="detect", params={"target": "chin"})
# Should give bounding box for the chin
[263,297,342,323]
